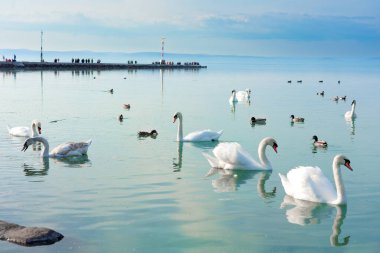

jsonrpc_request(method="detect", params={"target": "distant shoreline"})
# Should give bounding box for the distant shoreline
[0,61,207,70]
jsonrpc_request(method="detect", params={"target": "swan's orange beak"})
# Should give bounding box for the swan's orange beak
[345,162,353,171]
[38,127,42,134]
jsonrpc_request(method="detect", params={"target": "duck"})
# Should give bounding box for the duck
[123,104,131,110]
[251,117,266,124]
[22,136,92,158]
[229,90,238,104]
[138,130,158,138]
[279,154,353,205]
[236,89,251,101]
[339,96,347,101]
[345,100,357,119]
[290,115,304,123]
[312,135,328,147]
[203,137,278,170]
[317,91,325,96]
[173,112,223,142]
[287,80,292,83]
[333,96,339,102]
[319,80,323,83]
[297,80,302,83]
[118,114,124,122]
[109,89,114,94]
[7,120,42,137]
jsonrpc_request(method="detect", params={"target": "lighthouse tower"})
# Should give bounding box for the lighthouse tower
[160,37,165,65]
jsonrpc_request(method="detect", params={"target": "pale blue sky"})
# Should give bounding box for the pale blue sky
[1,0,379,56]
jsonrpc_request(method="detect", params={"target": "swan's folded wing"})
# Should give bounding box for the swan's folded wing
[286,166,336,203]
[50,141,91,157]
[183,129,223,142]
[213,142,261,169]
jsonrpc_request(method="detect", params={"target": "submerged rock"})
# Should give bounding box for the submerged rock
[0,220,63,246]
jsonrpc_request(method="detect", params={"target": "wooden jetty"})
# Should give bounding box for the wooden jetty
[0,61,206,70]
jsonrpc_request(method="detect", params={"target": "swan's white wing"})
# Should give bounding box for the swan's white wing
[8,126,30,137]
[50,140,92,157]
[236,91,249,101]
[284,166,337,203]
[183,130,223,142]
[212,142,262,170]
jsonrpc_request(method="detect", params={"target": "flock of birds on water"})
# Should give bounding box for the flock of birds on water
[6,79,358,206]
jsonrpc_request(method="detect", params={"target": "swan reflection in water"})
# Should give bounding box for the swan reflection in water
[229,99,251,114]
[173,141,218,172]
[345,118,356,136]
[23,155,91,177]
[205,169,276,198]
[281,195,350,247]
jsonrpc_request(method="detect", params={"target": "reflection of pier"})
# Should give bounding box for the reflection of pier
[0,61,207,70]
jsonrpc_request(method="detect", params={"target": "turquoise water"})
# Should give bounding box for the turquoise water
[0,57,379,252]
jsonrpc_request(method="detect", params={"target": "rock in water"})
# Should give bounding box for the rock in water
[0,220,63,246]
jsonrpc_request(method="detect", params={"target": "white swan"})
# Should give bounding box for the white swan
[203,137,278,170]
[7,120,41,137]
[236,89,251,101]
[173,112,223,142]
[229,90,238,104]
[345,100,357,119]
[22,136,92,158]
[279,154,353,205]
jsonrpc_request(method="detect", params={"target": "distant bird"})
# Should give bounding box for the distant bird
[317,91,325,96]
[236,89,251,101]
[138,130,158,138]
[229,90,238,104]
[297,80,302,83]
[287,80,292,83]
[251,117,266,124]
[123,77,127,79]
[22,137,91,158]
[339,96,347,101]
[338,80,341,84]
[333,96,339,102]
[118,114,124,122]
[123,104,131,110]
[109,89,114,94]
[290,115,304,123]
[93,77,96,79]
[345,100,357,119]
[312,135,328,147]
[319,80,323,83]
[7,120,42,137]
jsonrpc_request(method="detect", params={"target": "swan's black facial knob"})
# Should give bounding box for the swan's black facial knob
[272,142,278,153]
[344,159,353,171]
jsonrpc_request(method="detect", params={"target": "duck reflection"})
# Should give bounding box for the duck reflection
[206,169,276,198]
[281,195,350,247]
[311,145,328,154]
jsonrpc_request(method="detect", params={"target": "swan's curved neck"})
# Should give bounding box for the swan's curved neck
[176,116,183,142]
[30,122,38,137]
[258,141,271,169]
[351,102,356,115]
[333,159,346,204]
[34,137,50,157]
[330,205,349,246]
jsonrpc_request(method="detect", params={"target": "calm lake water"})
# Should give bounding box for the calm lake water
[0,57,379,253]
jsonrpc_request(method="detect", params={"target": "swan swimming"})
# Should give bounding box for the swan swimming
[7,120,42,137]
[345,100,357,119]
[173,112,223,142]
[203,137,278,170]
[22,136,92,158]
[229,90,238,104]
[279,154,353,205]
[236,89,251,101]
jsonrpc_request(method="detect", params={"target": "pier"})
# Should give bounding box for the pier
[0,61,206,70]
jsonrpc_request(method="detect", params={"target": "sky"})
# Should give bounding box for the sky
[1,0,380,57]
